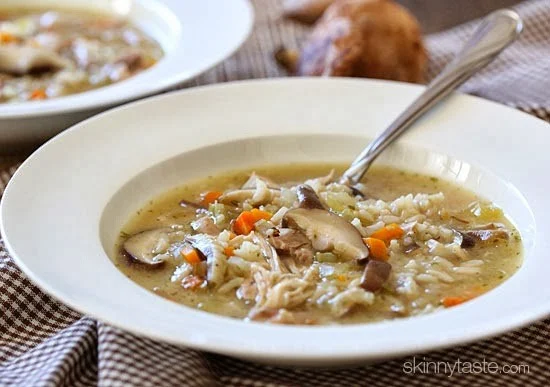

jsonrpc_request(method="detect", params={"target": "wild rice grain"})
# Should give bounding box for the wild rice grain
[461,259,484,267]
[452,266,482,275]
[432,256,455,270]
[415,274,438,283]
[426,269,455,283]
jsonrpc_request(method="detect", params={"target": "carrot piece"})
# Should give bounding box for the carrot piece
[249,208,272,221]
[201,191,223,206]
[234,211,256,235]
[370,223,404,243]
[233,209,272,235]
[442,286,486,307]
[363,237,388,261]
[224,246,234,257]
[0,32,16,44]
[181,246,202,264]
[336,274,347,282]
[441,295,475,307]
[30,89,47,100]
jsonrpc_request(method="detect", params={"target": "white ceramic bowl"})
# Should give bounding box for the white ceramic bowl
[2,79,550,367]
[0,0,253,147]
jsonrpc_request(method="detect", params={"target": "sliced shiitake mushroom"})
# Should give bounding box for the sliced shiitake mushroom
[283,184,369,261]
[0,45,70,75]
[283,208,369,261]
[296,184,325,210]
[360,260,392,292]
[454,225,509,248]
[123,228,180,265]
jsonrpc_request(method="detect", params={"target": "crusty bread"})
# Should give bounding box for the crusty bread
[283,0,427,83]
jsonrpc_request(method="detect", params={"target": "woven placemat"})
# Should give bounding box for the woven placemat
[1,1,549,385]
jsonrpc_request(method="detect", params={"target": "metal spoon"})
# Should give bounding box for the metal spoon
[340,9,523,186]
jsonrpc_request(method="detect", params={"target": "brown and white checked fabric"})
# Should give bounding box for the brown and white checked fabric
[426,0,550,121]
[1,0,550,386]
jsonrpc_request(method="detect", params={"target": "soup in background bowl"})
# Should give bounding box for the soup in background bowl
[0,7,163,103]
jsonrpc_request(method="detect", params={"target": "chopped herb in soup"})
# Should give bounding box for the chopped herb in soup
[114,164,522,325]
[0,8,163,102]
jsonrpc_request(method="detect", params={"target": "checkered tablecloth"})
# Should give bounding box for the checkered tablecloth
[1,1,549,385]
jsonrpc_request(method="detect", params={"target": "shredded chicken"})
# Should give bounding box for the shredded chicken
[220,186,280,206]
[268,228,314,265]
[191,216,220,236]
[241,172,281,190]
[249,264,318,315]
[252,232,288,272]
[329,287,375,317]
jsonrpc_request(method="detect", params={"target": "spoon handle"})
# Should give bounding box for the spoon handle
[341,9,523,185]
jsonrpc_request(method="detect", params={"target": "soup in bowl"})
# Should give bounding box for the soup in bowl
[114,162,522,325]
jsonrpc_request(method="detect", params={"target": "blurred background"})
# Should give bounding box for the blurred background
[397,0,521,32]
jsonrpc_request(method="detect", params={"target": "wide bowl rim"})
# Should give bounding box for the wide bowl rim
[2,78,550,364]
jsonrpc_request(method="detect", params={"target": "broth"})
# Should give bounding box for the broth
[114,164,522,325]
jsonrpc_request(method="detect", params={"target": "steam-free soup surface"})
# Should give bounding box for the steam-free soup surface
[114,164,522,325]
[0,8,163,103]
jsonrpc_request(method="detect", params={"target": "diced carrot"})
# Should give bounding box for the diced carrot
[336,274,347,282]
[180,245,202,264]
[442,286,487,307]
[250,208,272,221]
[30,89,47,100]
[363,237,388,261]
[224,246,234,257]
[0,32,16,44]
[233,209,272,235]
[441,295,475,307]
[201,191,222,206]
[234,211,256,235]
[370,223,404,243]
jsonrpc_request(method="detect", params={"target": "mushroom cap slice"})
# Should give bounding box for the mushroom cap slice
[454,224,509,249]
[360,260,392,292]
[296,184,325,210]
[0,45,70,75]
[283,208,369,261]
[123,228,179,265]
